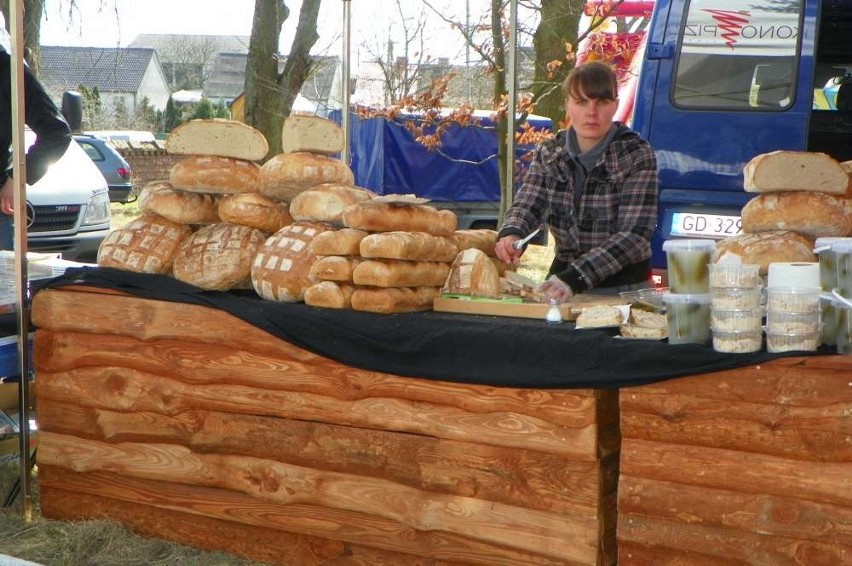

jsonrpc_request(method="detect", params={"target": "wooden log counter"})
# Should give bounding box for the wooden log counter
[30,284,620,565]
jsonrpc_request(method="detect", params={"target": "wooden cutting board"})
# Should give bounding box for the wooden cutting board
[432,294,626,321]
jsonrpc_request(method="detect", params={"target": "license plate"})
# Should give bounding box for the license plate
[670,212,742,238]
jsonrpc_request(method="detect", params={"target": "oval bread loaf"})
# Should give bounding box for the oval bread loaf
[741,192,851,237]
[251,222,331,302]
[97,214,192,274]
[304,281,356,309]
[281,115,345,155]
[712,231,815,274]
[260,152,354,202]
[172,223,267,290]
[289,183,375,225]
[443,248,500,297]
[309,228,369,256]
[137,181,220,225]
[166,118,269,161]
[360,231,459,262]
[170,155,262,194]
[309,255,363,282]
[743,151,849,194]
[350,286,438,314]
[449,229,498,256]
[343,202,458,237]
[352,259,451,287]
[218,193,294,234]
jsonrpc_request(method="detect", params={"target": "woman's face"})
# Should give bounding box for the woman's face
[565,88,618,151]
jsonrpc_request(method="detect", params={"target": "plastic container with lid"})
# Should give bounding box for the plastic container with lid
[710,286,763,309]
[663,239,716,294]
[765,287,821,313]
[619,286,668,314]
[708,262,761,288]
[765,309,820,334]
[711,307,763,332]
[712,329,763,353]
[835,302,852,355]
[814,237,852,292]
[663,292,712,345]
[830,239,852,297]
[766,330,821,353]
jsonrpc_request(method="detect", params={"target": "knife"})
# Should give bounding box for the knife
[512,227,542,250]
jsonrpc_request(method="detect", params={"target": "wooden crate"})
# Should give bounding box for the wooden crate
[32,286,619,565]
[617,357,852,564]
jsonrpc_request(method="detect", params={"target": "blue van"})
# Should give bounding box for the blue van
[631,0,852,271]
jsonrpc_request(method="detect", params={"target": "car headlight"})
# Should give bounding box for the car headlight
[82,191,111,226]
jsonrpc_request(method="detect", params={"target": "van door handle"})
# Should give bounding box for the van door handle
[646,43,674,60]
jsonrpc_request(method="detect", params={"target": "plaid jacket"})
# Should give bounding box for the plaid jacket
[500,125,658,290]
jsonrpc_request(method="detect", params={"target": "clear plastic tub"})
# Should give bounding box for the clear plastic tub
[765,309,820,334]
[814,237,852,293]
[663,239,716,294]
[830,240,852,297]
[765,287,821,313]
[619,287,669,314]
[663,292,712,345]
[708,263,761,288]
[836,305,852,355]
[712,329,763,353]
[711,308,763,332]
[766,330,821,353]
[710,286,763,309]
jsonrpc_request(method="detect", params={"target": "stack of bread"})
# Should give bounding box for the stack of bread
[712,151,852,271]
[98,119,286,291]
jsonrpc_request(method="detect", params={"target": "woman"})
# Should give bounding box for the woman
[495,61,658,302]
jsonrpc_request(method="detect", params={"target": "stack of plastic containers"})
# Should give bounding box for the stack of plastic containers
[662,240,715,345]
[814,237,852,346]
[708,262,763,353]
[765,287,822,352]
[830,239,852,355]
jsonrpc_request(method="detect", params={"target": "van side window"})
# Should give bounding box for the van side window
[673,0,802,110]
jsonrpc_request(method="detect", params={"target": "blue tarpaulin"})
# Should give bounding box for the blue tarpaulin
[330,111,552,202]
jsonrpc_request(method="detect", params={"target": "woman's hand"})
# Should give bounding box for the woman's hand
[535,275,574,303]
[495,235,524,265]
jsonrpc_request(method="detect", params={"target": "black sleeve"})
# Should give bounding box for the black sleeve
[22,60,72,185]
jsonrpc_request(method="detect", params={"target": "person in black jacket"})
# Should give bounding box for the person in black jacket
[0,16,72,249]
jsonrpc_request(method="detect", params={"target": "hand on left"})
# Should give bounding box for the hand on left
[0,177,13,216]
[535,275,574,303]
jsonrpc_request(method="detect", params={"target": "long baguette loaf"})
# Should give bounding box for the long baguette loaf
[309,228,369,256]
[741,192,851,237]
[343,202,457,236]
[743,151,849,194]
[350,286,438,313]
[712,231,815,274]
[137,181,220,225]
[353,259,451,287]
[172,223,267,291]
[449,229,498,256]
[304,281,356,309]
[359,231,459,262]
[281,115,345,155]
[251,222,331,302]
[289,183,375,225]
[97,214,191,274]
[260,152,354,202]
[217,193,293,234]
[443,248,501,297]
[166,118,269,161]
[170,155,262,194]
[309,255,363,282]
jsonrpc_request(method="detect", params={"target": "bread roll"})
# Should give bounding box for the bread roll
[575,305,623,328]
[170,155,262,194]
[343,202,458,237]
[353,259,451,287]
[741,192,851,237]
[218,193,293,234]
[449,229,498,256]
[304,281,356,309]
[443,248,501,297]
[281,115,345,155]
[309,228,369,256]
[360,231,459,262]
[260,152,354,202]
[97,214,191,274]
[309,255,362,282]
[712,231,815,274]
[166,118,269,161]
[289,183,375,225]
[619,323,666,339]
[350,286,438,314]
[137,181,220,225]
[251,222,331,302]
[743,151,849,194]
[172,223,266,290]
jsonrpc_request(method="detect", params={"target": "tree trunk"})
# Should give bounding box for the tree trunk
[532,0,583,129]
[1,0,45,74]
[492,0,510,221]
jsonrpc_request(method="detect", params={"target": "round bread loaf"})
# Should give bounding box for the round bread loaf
[443,248,500,297]
[166,118,269,161]
[137,181,220,225]
[97,214,192,274]
[741,192,851,237]
[170,155,262,194]
[712,231,816,275]
[260,152,354,202]
[172,223,267,290]
[743,151,849,194]
[251,222,331,302]
[289,183,375,225]
[281,115,345,155]
[218,193,294,234]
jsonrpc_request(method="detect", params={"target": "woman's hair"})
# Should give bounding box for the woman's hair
[562,61,618,101]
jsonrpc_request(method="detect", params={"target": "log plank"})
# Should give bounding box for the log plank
[617,542,751,565]
[38,433,601,563]
[36,398,615,513]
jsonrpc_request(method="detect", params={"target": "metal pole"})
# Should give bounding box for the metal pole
[465,0,471,102]
[9,0,33,522]
[341,0,352,166]
[504,0,517,207]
